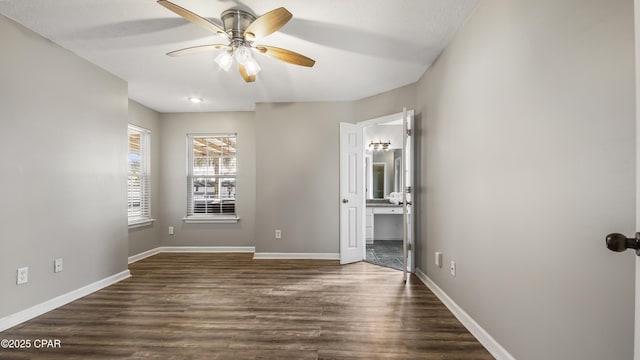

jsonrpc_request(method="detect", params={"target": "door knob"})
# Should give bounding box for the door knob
[342,199,348,204]
[605,232,640,256]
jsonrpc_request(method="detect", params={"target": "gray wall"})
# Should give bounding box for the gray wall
[155,100,411,255]
[0,15,128,318]
[636,1,640,357]
[254,102,355,254]
[127,100,162,257]
[415,0,636,359]
[3,2,634,357]
[354,83,416,122]
[158,112,256,247]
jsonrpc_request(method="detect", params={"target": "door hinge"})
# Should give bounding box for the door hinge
[406,243,412,251]
[405,186,412,194]
[406,129,412,136]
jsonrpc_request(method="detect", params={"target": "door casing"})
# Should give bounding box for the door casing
[339,110,415,274]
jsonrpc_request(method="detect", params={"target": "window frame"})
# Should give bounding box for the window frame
[184,133,239,224]
[127,124,154,228]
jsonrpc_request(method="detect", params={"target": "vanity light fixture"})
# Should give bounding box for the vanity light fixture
[369,141,391,151]
[188,97,203,104]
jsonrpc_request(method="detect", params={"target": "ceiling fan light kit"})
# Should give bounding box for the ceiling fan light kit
[214,51,233,72]
[157,0,315,83]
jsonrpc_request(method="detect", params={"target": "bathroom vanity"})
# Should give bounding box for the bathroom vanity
[365,200,403,244]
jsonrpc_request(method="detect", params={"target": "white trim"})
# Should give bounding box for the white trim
[128,218,156,229]
[0,270,130,332]
[128,247,161,264]
[129,248,337,262]
[128,246,256,264]
[254,252,340,260]
[414,268,515,360]
[160,246,255,253]
[358,109,415,127]
[182,215,239,224]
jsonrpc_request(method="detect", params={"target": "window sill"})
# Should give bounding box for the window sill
[128,218,156,229]
[182,215,239,224]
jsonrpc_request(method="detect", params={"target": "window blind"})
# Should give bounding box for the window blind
[186,134,237,217]
[128,125,151,223]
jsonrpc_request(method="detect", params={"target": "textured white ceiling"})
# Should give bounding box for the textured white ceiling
[0,0,479,112]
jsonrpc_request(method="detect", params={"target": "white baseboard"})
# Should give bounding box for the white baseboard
[129,247,338,263]
[128,247,160,264]
[128,246,256,264]
[0,270,131,332]
[160,246,255,253]
[415,268,515,360]
[253,252,340,260]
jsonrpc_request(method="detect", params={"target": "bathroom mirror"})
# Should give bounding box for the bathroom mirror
[366,148,403,199]
[372,162,387,199]
[364,121,404,199]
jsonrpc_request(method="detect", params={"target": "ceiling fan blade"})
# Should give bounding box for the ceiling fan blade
[157,0,227,37]
[167,44,228,57]
[256,46,315,67]
[244,7,292,41]
[238,64,256,82]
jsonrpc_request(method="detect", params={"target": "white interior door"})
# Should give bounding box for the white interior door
[402,108,414,281]
[339,122,364,264]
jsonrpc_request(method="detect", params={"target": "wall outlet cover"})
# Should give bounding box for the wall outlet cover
[17,267,28,285]
[54,258,63,273]
[450,260,456,277]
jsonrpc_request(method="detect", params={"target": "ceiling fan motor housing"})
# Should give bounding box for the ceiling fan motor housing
[157,0,315,82]
[221,9,256,44]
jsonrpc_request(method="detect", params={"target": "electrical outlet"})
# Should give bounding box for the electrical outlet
[275,229,282,239]
[450,261,456,277]
[435,252,442,267]
[168,226,174,235]
[17,267,28,285]
[54,258,63,273]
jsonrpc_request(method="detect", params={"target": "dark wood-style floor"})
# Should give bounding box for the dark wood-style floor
[0,253,493,359]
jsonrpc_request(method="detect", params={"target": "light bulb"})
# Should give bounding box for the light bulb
[215,51,233,72]
[234,46,251,65]
[244,58,261,76]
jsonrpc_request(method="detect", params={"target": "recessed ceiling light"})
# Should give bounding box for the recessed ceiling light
[188,97,203,104]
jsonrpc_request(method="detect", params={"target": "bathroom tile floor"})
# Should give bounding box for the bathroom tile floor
[366,240,403,271]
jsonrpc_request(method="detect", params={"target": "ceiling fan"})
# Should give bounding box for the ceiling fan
[157,0,315,82]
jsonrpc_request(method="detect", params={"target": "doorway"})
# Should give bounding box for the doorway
[339,109,415,278]
[364,119,405,270]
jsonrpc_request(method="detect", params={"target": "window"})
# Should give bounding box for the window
[127,124,153,227]
[185,134,238,223]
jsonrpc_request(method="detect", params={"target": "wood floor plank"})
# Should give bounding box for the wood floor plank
[0,253,494,359]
